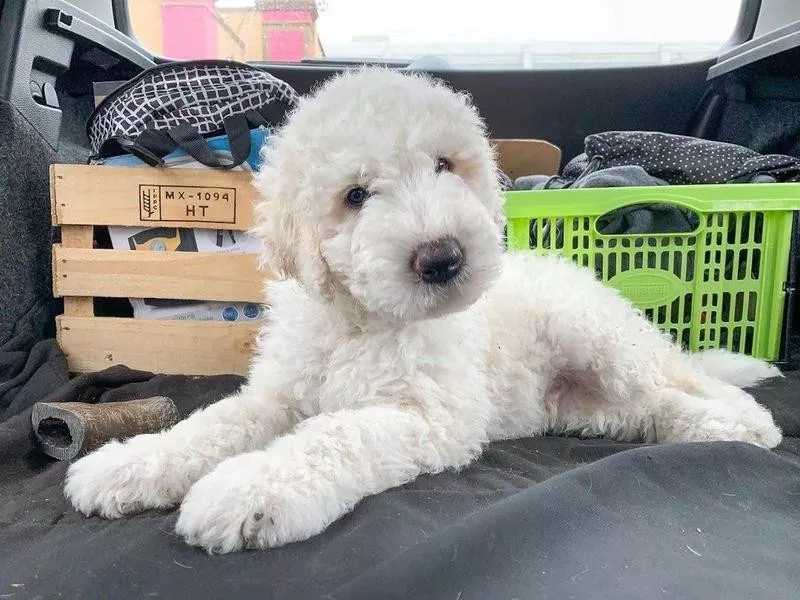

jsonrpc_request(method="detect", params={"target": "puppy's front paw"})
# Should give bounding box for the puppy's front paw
[65,436,186,518]
[175,454,341,553]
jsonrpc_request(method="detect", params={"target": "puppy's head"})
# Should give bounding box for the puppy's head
[253,68,505,322]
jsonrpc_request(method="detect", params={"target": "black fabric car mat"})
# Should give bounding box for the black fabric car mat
[0,340,798,599]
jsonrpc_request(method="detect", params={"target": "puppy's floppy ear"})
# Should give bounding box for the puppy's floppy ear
[251,141,337,301]
[252,160,298,280]
[293,225,337,302]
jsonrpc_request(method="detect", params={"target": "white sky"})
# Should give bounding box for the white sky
[216,0,742,44]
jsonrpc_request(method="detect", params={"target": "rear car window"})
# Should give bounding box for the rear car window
[127,0,743,68]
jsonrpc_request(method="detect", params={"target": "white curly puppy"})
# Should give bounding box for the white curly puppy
[65,68,783,553]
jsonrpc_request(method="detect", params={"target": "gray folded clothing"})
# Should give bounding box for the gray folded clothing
[597,203,699,235]
[514,165,666,190]
[513,174,554,190]
[514,165,698,238]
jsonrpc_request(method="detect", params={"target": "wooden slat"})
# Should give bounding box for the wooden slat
[57,316,260,376]
[58,225,95,317]
[49,162,59,226]
[53,245,264,302]
[50,164,258,229]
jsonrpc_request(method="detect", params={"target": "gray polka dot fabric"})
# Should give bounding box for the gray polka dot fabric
[562,131,800,185]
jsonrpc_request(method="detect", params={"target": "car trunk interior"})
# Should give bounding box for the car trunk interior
[1,1,799,598]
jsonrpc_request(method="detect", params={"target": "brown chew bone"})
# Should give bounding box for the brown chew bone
[31,397,180,461]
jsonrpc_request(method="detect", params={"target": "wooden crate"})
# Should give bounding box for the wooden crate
[49,139,560,377]
[50,163,265,376]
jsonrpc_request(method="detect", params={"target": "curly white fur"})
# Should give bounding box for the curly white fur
[65,67,783,554]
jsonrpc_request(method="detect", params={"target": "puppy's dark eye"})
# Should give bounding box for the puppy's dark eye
[345,186,369,207]
[435,157,453,174]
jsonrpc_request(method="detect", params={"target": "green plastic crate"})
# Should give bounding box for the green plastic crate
[504,183,800,361]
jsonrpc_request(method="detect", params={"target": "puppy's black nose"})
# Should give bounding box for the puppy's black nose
[412,238,464,284]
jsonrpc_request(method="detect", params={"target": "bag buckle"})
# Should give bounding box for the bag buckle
[117,137,166,167]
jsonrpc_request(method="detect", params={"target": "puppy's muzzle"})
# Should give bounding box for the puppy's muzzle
[412,237,464,284]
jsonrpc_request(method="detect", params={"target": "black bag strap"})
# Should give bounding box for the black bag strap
[167,123,238,168]
[95,119,251,169]
[110,134,169,167]
[220,113,253,168]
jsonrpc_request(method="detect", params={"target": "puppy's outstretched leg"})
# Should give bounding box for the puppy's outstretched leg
[652,386,781,447]
[530,259,781,448]
[65,385,295,519]
[550,382,782,449]
[542,328,783,448]
[175,405,482,553]
[540,314,782,448]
